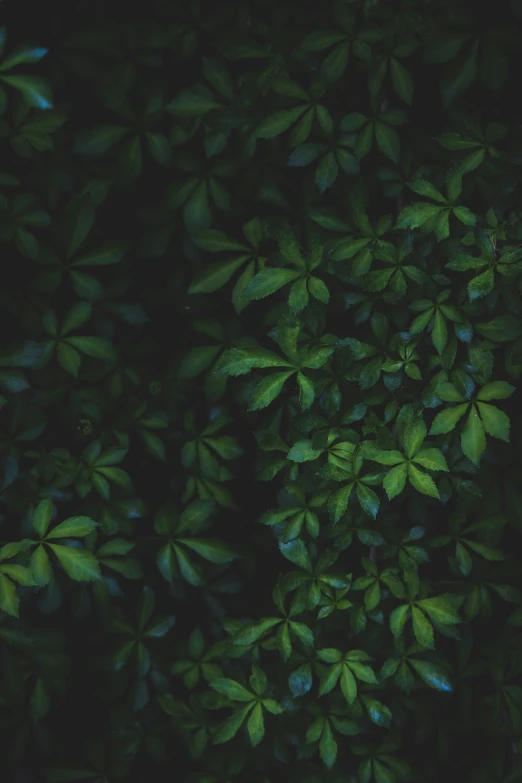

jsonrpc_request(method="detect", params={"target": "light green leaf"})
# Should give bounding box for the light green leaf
[48,544,102,582]
[248,371,294,411]
[408,464,440,499]
[210,678,254,702]
[403,419,427,458]
[383,463,408,499]
[411,448,448,472]
[0,573,19,617]
[476,402,510,441]
[328,483,353,523]
[46,517,98,539]
[33,498,54,538]
[356,483,380,520]
[319,720,337,769]
[476,381,515,401]
[340,665,358,704]
[416,596,461,625]
[461,407,487,465]
[429,403,469,435]
[213,703,253,744]
[287,440,323,462]
[247,702,265,746]
[412,606,435,649]
[297,372,315,411]
[390,604,410,639]
[467,268,494,301]
[30,545,52,586]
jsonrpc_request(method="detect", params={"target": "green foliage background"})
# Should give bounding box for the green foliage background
[1,0,522,780]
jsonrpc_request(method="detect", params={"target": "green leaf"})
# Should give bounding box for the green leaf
[33,498,54,538]
[390,57,414,105]
[319,662,343,695]
[301,30,348,51]
[57,343,81,377]
[30,545,52,586]
[178,537,239,564]
[287,440,323,462]
[48,544,102,582]
[184,181,212,233]
[188,258,249,293]
[231,618,281,645]
[408,179,447,203]
[408,464,440,499]
[247,702,265,746]
[395,203,443,230]
[315,151,339,193]
[46,517,98,539]
[409,659,452,692]
[319,720,337,769]
[375,122,400,164]
[178,346,221,379]
[412,606,435,649]
[328,483,353,523]
[383,463,408,499]
[411,448,448,472]
[429,403,469,435]
[297,372,315,411]
[0,75,53,109]
[248,371,294,411]
[416,596,461,625]
[279,538,311,570]
[362,696,392,728]
[254,107,306,139]
[356,483,380,519]
[74,125,129,155]
[243,268,301,300]
[461,408,487,465]
[476,381,515,401]
[66,337,117,362]
[390,604,410,639]
[432,309,448,353]
[403,419,427,458]
[0,573,19,617]
[467,268,494,301]
[213,703,253,744]
[61,302,92,335]
[340,665,358,704]
[166,89,224,117]
[477,402,510,441]
[210,678,254,702]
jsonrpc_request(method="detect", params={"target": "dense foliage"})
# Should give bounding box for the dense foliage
[1,1,522,781]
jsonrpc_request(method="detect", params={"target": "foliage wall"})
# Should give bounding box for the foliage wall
[1,1,522,781]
